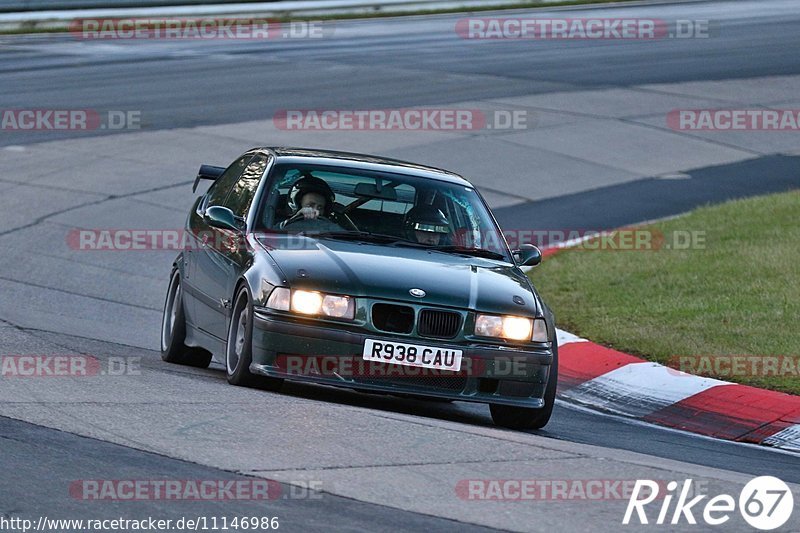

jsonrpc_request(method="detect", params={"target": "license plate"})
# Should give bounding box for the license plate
[363,339,462,371]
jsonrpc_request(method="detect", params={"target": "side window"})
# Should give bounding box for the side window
[206,155,252,208]
[223,155,269,218]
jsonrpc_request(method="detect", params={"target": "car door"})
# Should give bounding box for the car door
[193,154,269,340]
[185,154,252,336]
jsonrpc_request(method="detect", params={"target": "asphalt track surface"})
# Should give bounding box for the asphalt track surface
[1,0,800,531]
[2,0,800,145]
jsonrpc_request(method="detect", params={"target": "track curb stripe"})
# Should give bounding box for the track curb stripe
[554,332,800,452]
[558,341,641,390]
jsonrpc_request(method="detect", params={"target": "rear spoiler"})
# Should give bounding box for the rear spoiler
[192,164,225,193]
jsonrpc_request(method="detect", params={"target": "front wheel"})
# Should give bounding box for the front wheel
[161,270,212,368]
[490,338,558,430]
[226,285,283,391]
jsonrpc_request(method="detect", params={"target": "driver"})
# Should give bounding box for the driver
[404,205,450,245]
[280,175,337,229]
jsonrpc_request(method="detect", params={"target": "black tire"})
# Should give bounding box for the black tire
[226,285,283,391]
[490,338,558,430]
[161,270,213,368]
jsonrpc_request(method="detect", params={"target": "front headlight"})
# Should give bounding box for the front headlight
[474,314,503,337]
[291,290,324,315]
[475,314,547,342]
[266,288,354,320]
[321,294,354,318]
[531,317,548,342]
[502,316,533,340]
[266,287,290,311]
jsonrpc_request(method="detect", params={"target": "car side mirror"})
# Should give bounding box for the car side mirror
[513,244,542,267]
[205,206,241,232]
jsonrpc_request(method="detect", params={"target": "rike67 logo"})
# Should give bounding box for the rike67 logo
[624,476,794,530]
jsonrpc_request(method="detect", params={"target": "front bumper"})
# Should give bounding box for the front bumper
[251,311,554,407]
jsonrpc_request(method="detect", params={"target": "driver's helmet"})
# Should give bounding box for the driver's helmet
[404,205,450,239]
[288,174,335,217]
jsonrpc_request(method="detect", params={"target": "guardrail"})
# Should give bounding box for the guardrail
[0,0,562,26]
[5,1,283,13]
[0,0,598,13]
[0,0,705,28]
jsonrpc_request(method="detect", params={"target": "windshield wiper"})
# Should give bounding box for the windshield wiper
[431,245,507,261]
[315,231,407,243]
[316,231,445,250]
[316,233,507,259]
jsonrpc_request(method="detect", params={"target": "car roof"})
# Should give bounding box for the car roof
[247,147,473,187]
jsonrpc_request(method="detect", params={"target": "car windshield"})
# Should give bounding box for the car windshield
[255,162,512,262]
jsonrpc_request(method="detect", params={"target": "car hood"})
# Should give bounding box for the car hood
[256,236,540,315]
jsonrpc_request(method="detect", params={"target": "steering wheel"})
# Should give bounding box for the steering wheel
[282,214,344,233]
[283,210,334,226]
[331,204,359,231]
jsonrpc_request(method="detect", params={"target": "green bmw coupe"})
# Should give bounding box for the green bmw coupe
[161,147,557,429]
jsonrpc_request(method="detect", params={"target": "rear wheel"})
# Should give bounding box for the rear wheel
[161,270,212,368]
[490,338,558,430]
[226,285,283,391]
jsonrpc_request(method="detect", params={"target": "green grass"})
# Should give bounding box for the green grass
[0,0,653,35]
[530,190,800,395]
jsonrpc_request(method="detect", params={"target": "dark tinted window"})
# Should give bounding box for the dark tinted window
[255,163,511,261]
[206,155,252,208]
[223,155,269,218]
